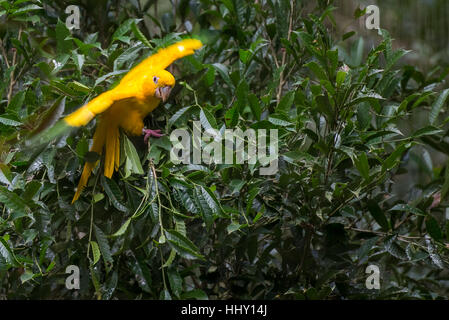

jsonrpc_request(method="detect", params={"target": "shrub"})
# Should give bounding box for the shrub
[0,0,448,299]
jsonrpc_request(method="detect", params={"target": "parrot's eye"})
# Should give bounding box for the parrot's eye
[153,76,159,84]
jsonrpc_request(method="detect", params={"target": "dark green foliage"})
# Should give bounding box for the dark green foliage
[1,0,449,299]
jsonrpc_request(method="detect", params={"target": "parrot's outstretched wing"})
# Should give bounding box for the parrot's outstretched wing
[121,39,203,83]
[25,89,133,147]
[63,89,133,127]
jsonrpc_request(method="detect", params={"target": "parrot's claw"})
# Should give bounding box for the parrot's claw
[143,128,164,144]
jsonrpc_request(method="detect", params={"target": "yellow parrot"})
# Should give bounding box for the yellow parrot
[39,39,202,203]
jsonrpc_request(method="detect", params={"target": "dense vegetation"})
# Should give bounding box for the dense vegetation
[1,0,449,299]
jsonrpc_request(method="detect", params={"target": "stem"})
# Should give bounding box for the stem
[159,247,168,293]
[276,0,295,102]
[87,172,101,260]
[150,161,164,233]
[7,28,22,102]
[150,160,169,294]
[347,227,422,240]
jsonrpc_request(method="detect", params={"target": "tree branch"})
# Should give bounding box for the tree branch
[276,0,295,102]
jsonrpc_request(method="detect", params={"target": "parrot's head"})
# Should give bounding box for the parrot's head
[152,69,175,102]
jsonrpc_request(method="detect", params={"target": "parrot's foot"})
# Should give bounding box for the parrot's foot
[142,128,164,144]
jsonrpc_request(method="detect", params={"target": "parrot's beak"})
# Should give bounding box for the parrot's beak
[155,86,172,102]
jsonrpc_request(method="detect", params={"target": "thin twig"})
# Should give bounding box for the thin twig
[268,40,280,69]
[276,0,295,102]
[347,227,422,240]
[149,160,169,293]
[7,28,22,102]
[87,172,101,260]
[0,39,10,68]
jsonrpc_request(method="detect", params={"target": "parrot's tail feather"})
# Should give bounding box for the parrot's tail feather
[72,160,98,204]
[114,128,120,171]
[71,118,109,203]
[104,124,120,178]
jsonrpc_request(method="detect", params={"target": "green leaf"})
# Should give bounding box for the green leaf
[22,181,42,201]
[165,229,204,260]
[246,186,259,215]
[358,236,379,260]
[212,63,233,88]
[123,135,144,176]
[429,89,449,124]
[0,186,29,219]
[12,3,42,14]
[203,66,215,87]
[306,61,327,80]
[412,126,443,138]
[389,204,425,216]
[20,270,36,284]
[162,249,177,268]
[45,261,56,273]
[316,95,333,119]
[55,19,73,54]
[336,70,347,87]
[94,225,113,269]
[276,91,295,115]
[7,90,25,115]
[101,176,128,212]
[71,53,84,72]
[426,238,444,268]
[355,152,370,180]
[90,241,101,265]
[385,49,410,72]
[112,18,138,41]
[384,235,407,260]
[367,200,390,231]
[225,105,239,127]
[168,269,182,297]
[131,21,153,48]
[0,116,21,127]
[76,137,89,159]
[227,222,241,234]
[111,218,131,238]
[200,108,217,130]
[268,115,293,127]
[69,81,90,94]
[236,80,249,112]
[357,102,371,130]
[347,92,384,107]
[239,49,251,64]
[0,236,19,267]
[22,229,38,245]
[196,186,220,228]
[248,93,261,120]
[342,31,356,41]
[181,289,208,300]
[426,216,443,241]
[168,106,192,128]
[29,97,66,137]
[114,43,143,70]
[94,70,127,87]
[0,164,11,185]
[382,143,410,171]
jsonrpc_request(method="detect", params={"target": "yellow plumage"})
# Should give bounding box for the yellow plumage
[69,39,203,203]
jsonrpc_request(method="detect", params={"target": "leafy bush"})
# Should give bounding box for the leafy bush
[1,0,449,299]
